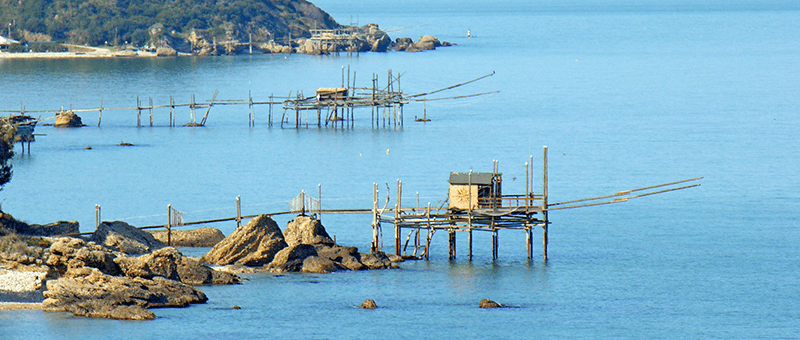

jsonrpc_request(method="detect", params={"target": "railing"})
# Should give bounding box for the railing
[478,194,544,208]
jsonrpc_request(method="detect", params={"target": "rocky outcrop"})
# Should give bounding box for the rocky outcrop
[89,221,163,255]
[46,238,121,276]
[156,46,177,56]
[43,267,208,320]
[266,244,318,273]
[284,215,334,247]
[200,215,288,266]
[116,247,239,285]
[0,211,79,237]
[479,299,502,309]
[397,35,452,53]
[147,228,225,247]
[54,111,86,127]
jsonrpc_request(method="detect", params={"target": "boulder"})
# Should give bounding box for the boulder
[0,211,79,237]
[391,37,413,51]
[359,299,377,309]
[147,228,225,247]
[116,247,239,285]
[301,256,342,274]
[284,215,334,247]
[266,244,317,273]
[54,111,86,127]
[156,46,177,56]
[42,267,207,320]
[479,299,502,309]
[360,251,394,269]
[418,35,442,48]
[200,215,287,267]
[314,244,365,271]
[89,221,163,255]
[46,238,121,276]
[370,34,391,52]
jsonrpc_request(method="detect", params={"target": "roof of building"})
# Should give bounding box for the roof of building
[448,172,500,185]
[0,35,20,45]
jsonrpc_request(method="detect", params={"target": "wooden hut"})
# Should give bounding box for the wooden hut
[447,172,502,210]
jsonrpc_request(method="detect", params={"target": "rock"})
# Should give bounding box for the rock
[359,299,377,309]
[42,267,207,320]
[266,244,317,273]
[89,221,164,255]
[147,228,225,247]
[116,247,239,285]
[156,46,177,56]
[284,215,334,247]
[479,299,502,309]
[370,34,391,52]
[46,237,122,276]
[391,37,413,51]
[360,251,394,269]
[54,111,86,127]
[301,256,342,274]
[314,244,365,271]
[0,211,79,237]
[200,215,287,267]
[418,35,442,48]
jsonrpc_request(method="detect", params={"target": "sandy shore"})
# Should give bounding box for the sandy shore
[0,44,157,59]
[0,302,43,310]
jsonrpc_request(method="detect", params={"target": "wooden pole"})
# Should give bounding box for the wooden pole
[236,196,242,228]
[468,170,473,260]
[394,180,402,256]
[169,96,174,127]
[372,183,379,253]
[95,205,101,229]
[318,183,322,223]
[98,98,103,127]
[149,97,153,127]
[448,229,456,260]
[136,96,141,127]
[526,226,533,260]
[492,229,498,261]
[167,204,172,247]
[543,146,549,262]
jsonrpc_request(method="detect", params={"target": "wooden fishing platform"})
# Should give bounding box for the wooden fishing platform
[71,146,701,262]
[0,69,498,130]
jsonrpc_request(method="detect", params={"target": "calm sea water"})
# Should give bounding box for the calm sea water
[1,0,799,338]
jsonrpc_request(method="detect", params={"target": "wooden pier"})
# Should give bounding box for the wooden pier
[73,147,701,262]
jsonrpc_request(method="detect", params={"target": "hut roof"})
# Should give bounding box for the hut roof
[448,172,500,186]
[0,35,20,46]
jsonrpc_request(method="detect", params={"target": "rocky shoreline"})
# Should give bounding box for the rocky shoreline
[0,211,401,320]
[0,24,451,59]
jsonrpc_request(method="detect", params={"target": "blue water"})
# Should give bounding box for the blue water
[1,0,799,338]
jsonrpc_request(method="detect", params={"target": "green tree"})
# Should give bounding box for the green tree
[0,122,15,189]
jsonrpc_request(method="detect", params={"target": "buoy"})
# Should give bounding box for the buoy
[386,149,390,154]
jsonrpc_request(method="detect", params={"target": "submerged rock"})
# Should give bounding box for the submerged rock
[89,221,164,254]
[359,299,377,309]
[479,299,502,309]
[200,215,288,266]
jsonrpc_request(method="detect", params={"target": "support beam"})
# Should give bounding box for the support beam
[448,229,456,260]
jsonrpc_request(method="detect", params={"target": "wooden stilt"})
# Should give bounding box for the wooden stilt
[98,98,103,127]
[492,229,498,261]
[149,97,153,127]
[543,145,549,262]
[448,229,456,260]
[136,96,141,127]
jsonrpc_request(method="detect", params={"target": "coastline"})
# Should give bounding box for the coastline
[0,302,43,310]
[0,50,157,59]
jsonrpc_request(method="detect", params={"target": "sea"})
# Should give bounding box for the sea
[1,0,799,338]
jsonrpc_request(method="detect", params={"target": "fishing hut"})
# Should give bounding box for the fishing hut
[372,147,550,261]
[371,146,702,261]
[1,114,37,153]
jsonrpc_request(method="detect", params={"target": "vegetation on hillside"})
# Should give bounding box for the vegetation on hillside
[0,0,339,47]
